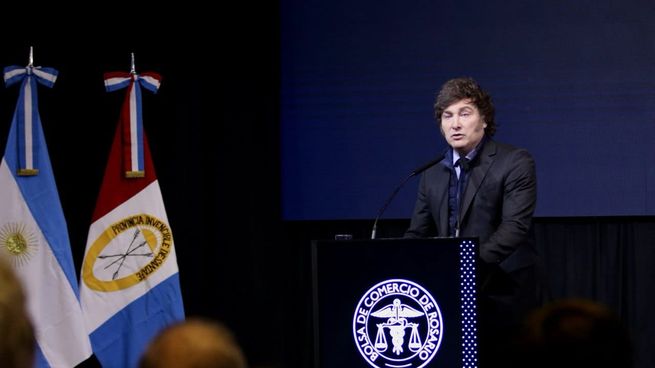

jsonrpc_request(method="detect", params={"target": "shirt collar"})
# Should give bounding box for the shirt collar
[451,135,487,165]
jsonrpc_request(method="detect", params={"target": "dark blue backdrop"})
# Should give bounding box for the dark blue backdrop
[281,0,655,219]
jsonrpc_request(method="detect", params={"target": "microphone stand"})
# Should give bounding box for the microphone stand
[371,173,415,239]
[371,154,444,239]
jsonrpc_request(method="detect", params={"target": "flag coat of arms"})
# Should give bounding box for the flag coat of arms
[80,70,184,368]
[0,65,92,366]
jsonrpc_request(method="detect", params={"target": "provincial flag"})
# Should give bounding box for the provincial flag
[0,65,92,366]
[80,70,184,367]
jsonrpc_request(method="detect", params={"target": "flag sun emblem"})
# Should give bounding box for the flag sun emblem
[0,222,38,266]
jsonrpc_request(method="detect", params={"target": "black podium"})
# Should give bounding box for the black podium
[312,238,478,368]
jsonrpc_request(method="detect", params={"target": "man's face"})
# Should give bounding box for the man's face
[440,99,487,155]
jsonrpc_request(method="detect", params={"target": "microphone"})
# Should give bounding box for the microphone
[371,153,445,239]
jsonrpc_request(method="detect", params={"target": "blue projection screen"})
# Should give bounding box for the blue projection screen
[281,0,655,220]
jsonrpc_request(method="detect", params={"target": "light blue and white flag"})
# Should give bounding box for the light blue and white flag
[0,65,92,367]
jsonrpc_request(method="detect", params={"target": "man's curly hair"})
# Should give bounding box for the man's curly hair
[434,77,496,136]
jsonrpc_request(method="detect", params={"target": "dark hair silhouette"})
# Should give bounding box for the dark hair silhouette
[139,318,247,368]
[512,298,632,368]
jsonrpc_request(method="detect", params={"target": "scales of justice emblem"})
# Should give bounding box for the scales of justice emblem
[372,298,424,355]
[353,279,443,368]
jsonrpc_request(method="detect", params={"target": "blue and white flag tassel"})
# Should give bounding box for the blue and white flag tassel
[3,65,57,176]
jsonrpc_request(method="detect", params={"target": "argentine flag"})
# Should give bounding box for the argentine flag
[80,71,184,368]
[0,66,92,366]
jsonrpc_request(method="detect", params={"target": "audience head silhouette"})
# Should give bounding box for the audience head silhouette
[513,298,632,368]
[0,259,35,368]
[139,318,247,368]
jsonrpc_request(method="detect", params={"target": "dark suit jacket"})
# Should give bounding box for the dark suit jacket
[405,139,538,274]
[406,138,543,365]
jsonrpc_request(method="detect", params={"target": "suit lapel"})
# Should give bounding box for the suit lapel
[460,140,497,222]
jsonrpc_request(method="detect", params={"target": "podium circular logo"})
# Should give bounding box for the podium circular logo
[352,279,443,368]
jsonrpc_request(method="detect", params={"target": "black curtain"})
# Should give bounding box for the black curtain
[534,218,655,368]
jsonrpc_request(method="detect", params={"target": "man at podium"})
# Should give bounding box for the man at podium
[405,77,544,366]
